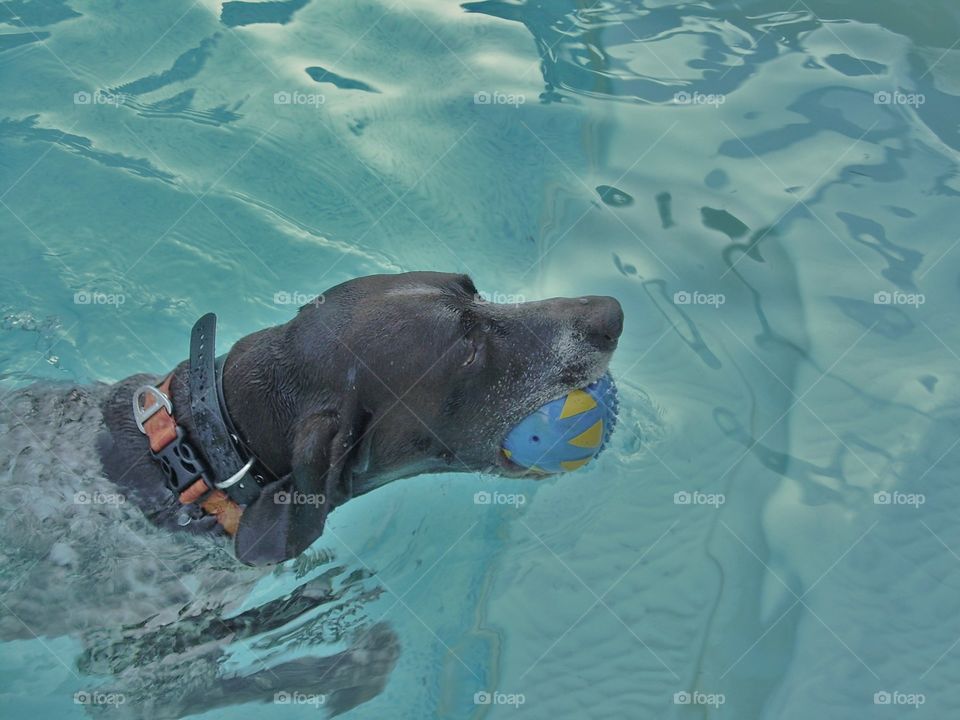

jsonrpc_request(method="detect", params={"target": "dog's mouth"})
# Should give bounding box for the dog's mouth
[495,447,526,474]
[493,448,552,478]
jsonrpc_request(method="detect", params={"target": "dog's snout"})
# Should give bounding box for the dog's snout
[580,296,623,350]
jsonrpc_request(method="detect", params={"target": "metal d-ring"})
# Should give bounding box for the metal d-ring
[215,457,255,490]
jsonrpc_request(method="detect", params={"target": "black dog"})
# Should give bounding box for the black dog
[100,271,623,564]
[0,271,622,717]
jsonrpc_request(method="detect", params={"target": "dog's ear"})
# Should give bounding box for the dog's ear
[235,409,363,566]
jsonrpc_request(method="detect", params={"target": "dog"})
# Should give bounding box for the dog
[0,271,622,717]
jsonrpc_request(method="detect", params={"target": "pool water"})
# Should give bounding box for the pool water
[3,0,960,717]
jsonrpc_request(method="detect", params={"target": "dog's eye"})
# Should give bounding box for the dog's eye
[462,339,478,366]
[461,336,484,368]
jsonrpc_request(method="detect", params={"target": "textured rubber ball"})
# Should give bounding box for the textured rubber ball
[502,373,618,474]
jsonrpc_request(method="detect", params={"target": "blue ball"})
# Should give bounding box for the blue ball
[502,373,618,474]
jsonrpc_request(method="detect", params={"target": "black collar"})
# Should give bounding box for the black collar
[133,312,275,522]
[187,313,267,505]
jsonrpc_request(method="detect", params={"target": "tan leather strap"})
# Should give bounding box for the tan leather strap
[140,375,243,535]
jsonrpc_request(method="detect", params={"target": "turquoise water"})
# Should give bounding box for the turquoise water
[3,0,960,717]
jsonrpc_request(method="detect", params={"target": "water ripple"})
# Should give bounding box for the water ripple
[462,0,814,103]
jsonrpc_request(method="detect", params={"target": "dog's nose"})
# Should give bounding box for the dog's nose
[580,296,623,350]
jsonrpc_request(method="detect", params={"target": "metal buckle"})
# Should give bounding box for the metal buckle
[133,384,173,434]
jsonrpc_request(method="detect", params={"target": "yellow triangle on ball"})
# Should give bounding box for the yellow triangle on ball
[559,389,597,419]
[560,457,591,472]
[569,420,603,448]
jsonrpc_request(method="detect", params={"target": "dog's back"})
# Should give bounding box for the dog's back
[0,383,400,719]
[0,382,247,641]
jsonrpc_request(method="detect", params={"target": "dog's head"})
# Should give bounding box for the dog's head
[232,272,622,564]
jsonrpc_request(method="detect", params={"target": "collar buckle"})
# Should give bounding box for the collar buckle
[133,384,173,434]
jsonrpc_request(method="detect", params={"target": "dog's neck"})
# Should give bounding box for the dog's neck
[225,325,302,480]
[166,323,298,482]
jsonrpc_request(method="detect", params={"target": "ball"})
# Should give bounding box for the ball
[502,373,618,474]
